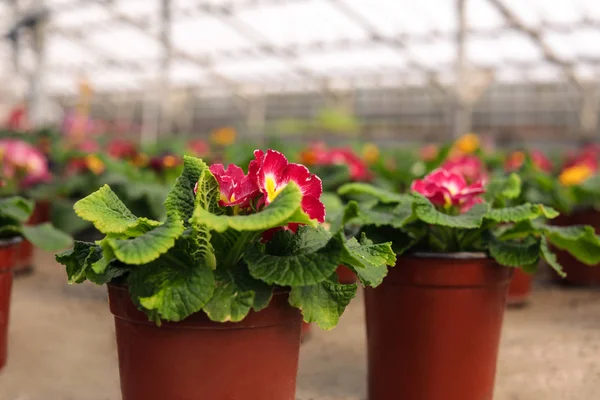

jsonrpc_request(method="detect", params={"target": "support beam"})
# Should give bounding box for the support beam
[579,85,600,140]
[487,0,581,90]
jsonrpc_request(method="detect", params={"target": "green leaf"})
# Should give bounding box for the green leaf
[485,204,559,223]
[202,265,271,322]
[190,168,220,266]
[128,249,215,322]
[412,193,489,229]
[55,241,100,284]
[489,236,541,267]
[123,217,162,236]
[0,197,34,223]
[192,182,314,233]
[485,173,522,202]
[540,237,565,278]
[245,228,341,286]
[354,202,414,229]
[73,185,138,234]
[321,192,343,224]
[338,183,410,204]
[339,233,395,287]
[543,225,600,265]
[22,223,73,251]
[289,280,357,330]
[107,216,185,265]
[164,155,210,224]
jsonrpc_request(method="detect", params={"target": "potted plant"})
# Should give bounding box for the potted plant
[56,150,395,400]
[501,148,555,305]
[541,144,600,285]
[0,195,71,371]
[338,166,600,400]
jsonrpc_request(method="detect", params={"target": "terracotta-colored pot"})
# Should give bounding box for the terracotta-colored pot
[336,265,357,284]
[507,268,533,307]
[13,201,51,275]
[0,237,20,372]
[553,209,600,286]
[108,284,303,400]
[365,253,512,400]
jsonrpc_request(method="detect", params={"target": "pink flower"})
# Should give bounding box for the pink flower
[250,149,325,223]
[0,139,50,187]
[208,163,259,208]
[441,155,487,183]
[107,139,137,160]
[188,139,210,157]
[300,143,370,182]
[411,168,485,210]
[530,150,553,173]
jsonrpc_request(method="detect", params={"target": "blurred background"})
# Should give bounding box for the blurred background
[2,0,600,146]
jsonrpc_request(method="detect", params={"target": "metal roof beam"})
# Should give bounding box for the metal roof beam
[487,0,582,90]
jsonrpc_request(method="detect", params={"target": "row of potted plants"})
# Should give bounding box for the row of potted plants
[53,145,600,399]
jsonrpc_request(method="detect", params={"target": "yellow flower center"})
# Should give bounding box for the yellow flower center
[559,164,594,186]
[265,175,285,203]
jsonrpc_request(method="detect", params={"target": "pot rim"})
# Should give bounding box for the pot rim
[408,251,489,260]
[0,236,22,248]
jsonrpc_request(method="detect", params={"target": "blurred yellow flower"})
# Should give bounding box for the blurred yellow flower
[362,143,380,164]
[559,164,594,186]
[211,127,237,146]
[453,133,480,154]
[132,153,149,167]
[163,155,178,168]
[85,154,105,175]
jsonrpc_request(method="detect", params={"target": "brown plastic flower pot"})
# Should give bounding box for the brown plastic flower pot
[108,284,303,400]
[553,209,600,286]
[14,201,51,276]
[365,253,512,400]
[336,265,357,284]
[507,268,533,307]
[0,237,20,372]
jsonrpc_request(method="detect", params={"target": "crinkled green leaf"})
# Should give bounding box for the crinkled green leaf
[192,182,314,233]
[485,173,522,202]
[289,279,357,330]
[55,241,100,284]
[543,225,600,265]
[124,217,161,236]
[190,168,220,266]
[540,237,565,277]
[338,183,410,204]
[265,225,330,255]
[339,233,395,287]
[489,236,541,267]
[485,204,559,223]
[412,193,489,229]
[164,155,210,224]
[107,216,185,265]
[0,197,34,223]
[73,185,138,234]
[245,228,341,286]
[22,223,72,251]
[202,265,271,322]
[128,249,215,322]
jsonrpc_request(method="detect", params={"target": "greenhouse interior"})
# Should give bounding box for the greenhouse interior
[1,0,600,399]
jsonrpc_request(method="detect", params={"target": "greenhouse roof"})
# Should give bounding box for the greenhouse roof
[2,0,600,95]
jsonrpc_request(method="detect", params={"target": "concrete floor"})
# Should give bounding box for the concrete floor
[1,252,600,400]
